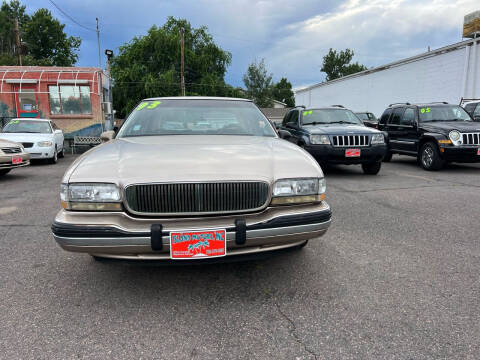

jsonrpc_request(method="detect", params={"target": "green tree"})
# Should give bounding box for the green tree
[321,48,367,81]
[111,17,233,117]
[242,58,273,107]
[272,77,295,107]
[0,0,30,58]
[23,8,80,66]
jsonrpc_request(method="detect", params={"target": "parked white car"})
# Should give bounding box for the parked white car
[0,118,64,163]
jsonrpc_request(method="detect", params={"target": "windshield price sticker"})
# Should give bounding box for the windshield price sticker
[420,107,431,114]
[136,101,162,111]
[170,229,226,259]
[303,110,313,116]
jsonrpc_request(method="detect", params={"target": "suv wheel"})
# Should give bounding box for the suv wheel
[361,161,382,175]
[419,142,444,171]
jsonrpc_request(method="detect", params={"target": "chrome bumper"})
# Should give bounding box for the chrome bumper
[52,202,332,260]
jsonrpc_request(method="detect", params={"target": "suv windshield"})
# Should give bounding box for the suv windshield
[418,105,472,122]
[2,120,52,133]
[302,109,362,125]
[117,99,277,138]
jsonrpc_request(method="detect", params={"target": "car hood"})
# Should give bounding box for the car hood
[304,124,380,135]
[0,138,22,148]
[64,135,323,186]
[0,132,54,143]
[420,121,480,134]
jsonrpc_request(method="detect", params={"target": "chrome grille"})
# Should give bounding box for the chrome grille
[1,147,21,154]
[332,135,369,147]
[462,133,480,145]
[125,182,270,215]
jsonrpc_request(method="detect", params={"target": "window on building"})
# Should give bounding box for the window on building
[48,85,92,115]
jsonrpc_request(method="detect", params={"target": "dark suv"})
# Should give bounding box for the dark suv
[378,102,480,170]
[278,106,387,174]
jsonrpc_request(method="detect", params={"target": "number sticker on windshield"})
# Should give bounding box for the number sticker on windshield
[8,120,19,125]
[136,101,162,111]
[420,107,430,114]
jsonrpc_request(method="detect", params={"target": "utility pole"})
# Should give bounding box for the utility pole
[180,27,185,96]
[14,18,22,66]
[96,18,101,69]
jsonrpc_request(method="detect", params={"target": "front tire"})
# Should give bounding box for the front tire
[419,142,444,171]
[362,161,382,175]
[0,169,11,176]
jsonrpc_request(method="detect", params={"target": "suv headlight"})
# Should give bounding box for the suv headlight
[448,130,462,146]
[371,133,385,144]
[37,141,53,147]
[310,135,330,145]
[61,183,122,211]
[271,178,326,205]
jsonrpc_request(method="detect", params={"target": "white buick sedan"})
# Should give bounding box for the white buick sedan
[0,118,65,164]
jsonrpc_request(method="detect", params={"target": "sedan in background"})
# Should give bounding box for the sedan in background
[355,112,379,128]
[0,139,30,176]
[0,119,64,164]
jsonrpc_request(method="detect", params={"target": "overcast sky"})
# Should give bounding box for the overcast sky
[26,0,479,90]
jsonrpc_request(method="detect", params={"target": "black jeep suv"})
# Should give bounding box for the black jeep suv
[378,102,480,170]
[278,106,387,174]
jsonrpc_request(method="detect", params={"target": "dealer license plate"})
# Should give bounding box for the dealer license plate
[345,149,361,157]
[170,229,226,259]
[477,148,480,156]
[12,156,22,165]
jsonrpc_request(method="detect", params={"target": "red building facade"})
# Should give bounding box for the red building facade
[0,66,109,136]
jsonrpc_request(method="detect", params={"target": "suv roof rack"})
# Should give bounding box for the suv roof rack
[388,102,411,107]
[293,105,306,109]
[428,101,449,104]
[459,97,480,105]
[331,104,345,108]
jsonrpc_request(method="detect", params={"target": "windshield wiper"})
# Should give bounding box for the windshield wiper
[303,121,328,125]
[328,121,358,125]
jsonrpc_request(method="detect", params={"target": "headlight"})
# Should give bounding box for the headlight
[371,133,385,144]
[37,141,53,147]
[271,178,326,205]
[61,183,122,211]
[449,130,462,145]
[310,135,330,145]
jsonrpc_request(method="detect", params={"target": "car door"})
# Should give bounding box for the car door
[51,122,64,151]
[283,110,301,144]
[397,107,418,153]
[384,107,404,152]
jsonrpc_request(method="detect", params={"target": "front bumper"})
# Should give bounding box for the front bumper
[0,153,30,170]
[441,146,480,163]
[25,145,55,159]
[51,202,332,260]
[304,144,387,164]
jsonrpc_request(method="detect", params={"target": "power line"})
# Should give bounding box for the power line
[47,0,96,32]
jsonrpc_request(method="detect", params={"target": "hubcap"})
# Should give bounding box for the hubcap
[422,146,434,167]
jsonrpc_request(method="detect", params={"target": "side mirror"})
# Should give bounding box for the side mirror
[113,126,119,133]
[100,130,115,142]
[278,129,292,140]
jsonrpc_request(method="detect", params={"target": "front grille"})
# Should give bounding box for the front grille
[462,133,480,145]
[125,182,270,215]
[1,147,21,154]
[332,135,369,147]
[22,142,33,148]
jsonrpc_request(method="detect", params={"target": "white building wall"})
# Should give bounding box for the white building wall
[295,38,480,117]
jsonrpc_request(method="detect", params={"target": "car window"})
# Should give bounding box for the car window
[368,113,377,120]
[418,105,472,122]
[388,107,404,125]
[289,110,299,126]
[401,108,415,126]
[474,104,480,117]
[356,113,369,121]
[464,103,476,115]
[117,99,277,138]
[2,120,52,134]
[302,109,362,125]
[379,108,392,124]
[282,111,292,126]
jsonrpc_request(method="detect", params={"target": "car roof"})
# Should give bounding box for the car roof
[11,118,50,122]
[144,96,252,102]
[389,102,452,108]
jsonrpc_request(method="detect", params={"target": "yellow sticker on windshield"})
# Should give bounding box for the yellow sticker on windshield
[147,101,162,109]
[9,120,19,125]
[420,107,431,114]
[308,110,312,115]
[136,102,149,111]
[303,111,308,116]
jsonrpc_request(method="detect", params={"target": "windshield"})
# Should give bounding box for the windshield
[2,120,52,133]
[418,105,472,122]
[302,109,363,125]
[117,99,277,137]
[355,113,369,121]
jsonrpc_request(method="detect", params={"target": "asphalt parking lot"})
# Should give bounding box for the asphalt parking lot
[0,154,479,359]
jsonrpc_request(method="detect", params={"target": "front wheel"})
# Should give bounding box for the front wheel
[362,161,382,175]
[419,142,444,171]
[0,169,11,176]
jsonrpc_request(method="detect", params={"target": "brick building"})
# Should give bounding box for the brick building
[0,66,112,137]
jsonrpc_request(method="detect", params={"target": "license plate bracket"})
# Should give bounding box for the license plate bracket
[345,149,361,157]
[170,229,226,259]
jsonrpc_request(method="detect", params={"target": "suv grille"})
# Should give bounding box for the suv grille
[332,135,369,147]
[125,182,270,215]
[462,133,480,145]
[1,147,21,154]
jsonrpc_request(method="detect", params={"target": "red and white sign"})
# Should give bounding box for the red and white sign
[477,148,480,156]
[11,156,22,165]
[170,229,226,259]
[345,149,361,157]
